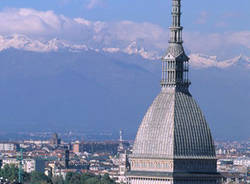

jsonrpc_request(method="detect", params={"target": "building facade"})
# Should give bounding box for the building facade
[2,158,45,173]
[50,133,61,146]
[0,143,20,152]
[126,0,221,183]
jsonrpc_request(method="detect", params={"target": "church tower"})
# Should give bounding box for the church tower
[126,0,221,183]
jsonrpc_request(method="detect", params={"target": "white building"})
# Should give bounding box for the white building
[234,158,250,167]
[0,143,19,152]
[23,159,45,173]
[118,153,128,183]
[2,158,19,167]
[23,140,50,145]
[2,158,45,173]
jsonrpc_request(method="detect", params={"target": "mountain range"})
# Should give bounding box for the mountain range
[1,34,250,66]
[0,34,249,140]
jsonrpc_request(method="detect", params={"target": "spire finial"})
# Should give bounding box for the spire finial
[118,130,124,152]
[120,130,123,142]
[169,0,183,44]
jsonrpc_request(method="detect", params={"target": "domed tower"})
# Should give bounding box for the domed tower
[126,0,221,183]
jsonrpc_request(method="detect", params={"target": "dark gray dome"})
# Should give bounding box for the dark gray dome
[132,88,216,159]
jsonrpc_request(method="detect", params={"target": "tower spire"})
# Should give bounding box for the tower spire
[118,130,124,152]
[119,130,123,142]
[161,0,190,89]
[170,0,182,43]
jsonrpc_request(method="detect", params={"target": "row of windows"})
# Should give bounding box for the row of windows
[131,161,173,169]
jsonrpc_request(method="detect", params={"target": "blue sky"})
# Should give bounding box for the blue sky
[0,0,249,32]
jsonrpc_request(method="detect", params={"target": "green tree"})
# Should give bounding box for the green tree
[52,176,65,184]
[0,164,19,182]
[30,171,52,184]
[85,177,100,184]
[64,172,115,184]
[23,172,31,184]
[65,172,82,184]
[80,173,95,183]
[65,172,74,184]
[100,174,115,184]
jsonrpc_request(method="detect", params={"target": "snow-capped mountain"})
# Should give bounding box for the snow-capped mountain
[0,34,249,69]
[0,34,160,60]
[189,54,250,68]
[0,34,89,52]
[122,41,161,60]
[102,42,160,60]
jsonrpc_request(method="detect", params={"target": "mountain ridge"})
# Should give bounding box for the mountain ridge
[0,34,249,69]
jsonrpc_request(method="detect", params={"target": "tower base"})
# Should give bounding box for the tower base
[126,171,221,184]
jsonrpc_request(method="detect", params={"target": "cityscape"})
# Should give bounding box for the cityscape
[0,0,249,183]
[0,132,249,183]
